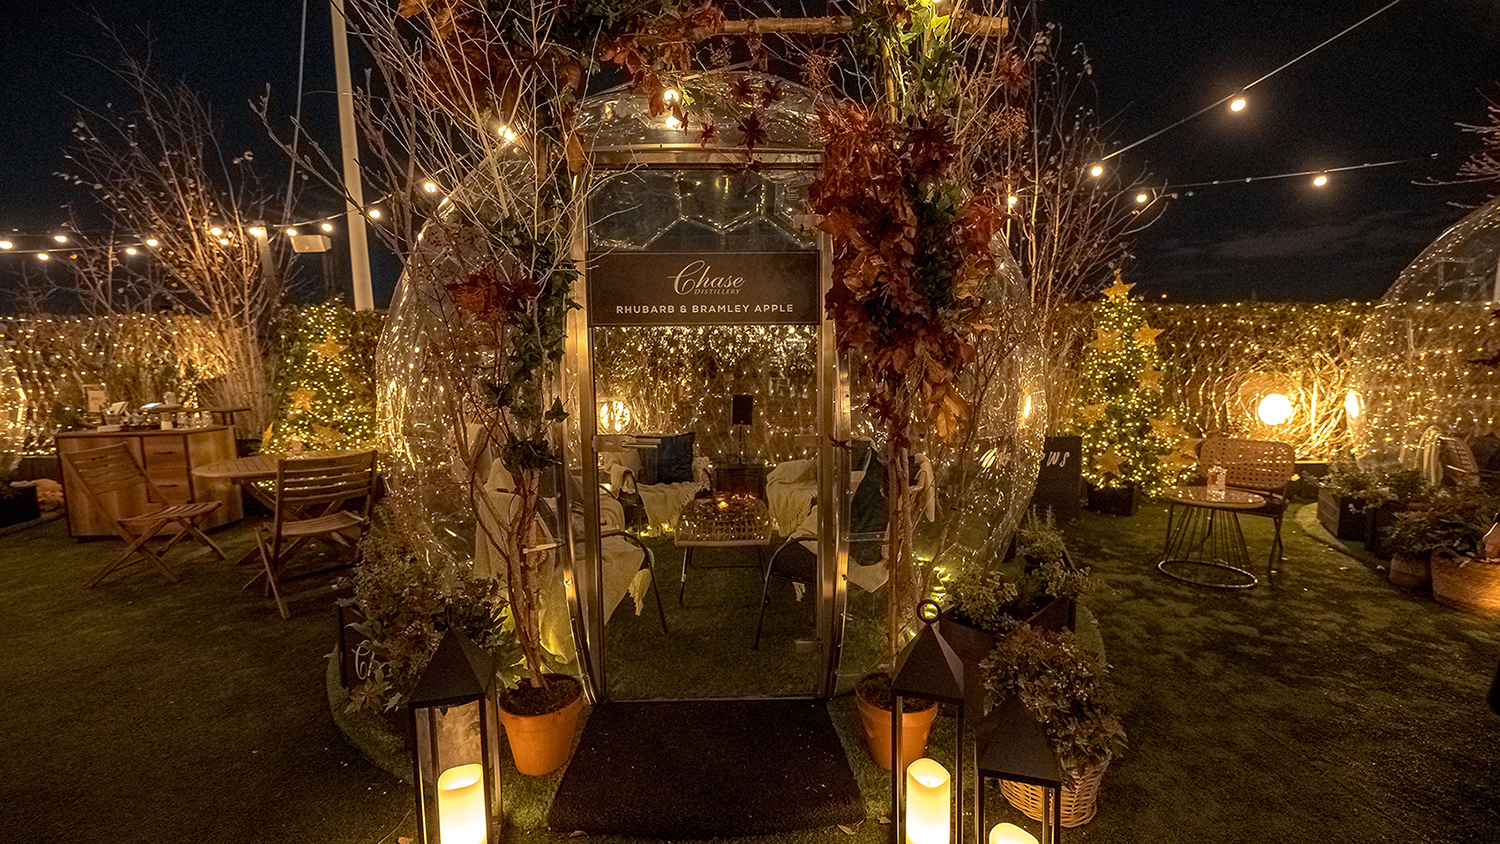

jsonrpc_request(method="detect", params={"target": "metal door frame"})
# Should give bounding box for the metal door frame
[560,151,848,702]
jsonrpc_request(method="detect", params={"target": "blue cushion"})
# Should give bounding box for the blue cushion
[656,433,696,483]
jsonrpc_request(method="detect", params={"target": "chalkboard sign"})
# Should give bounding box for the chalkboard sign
[588,251,820,326]
[337,601,375,690]
[1030,435,1082,522]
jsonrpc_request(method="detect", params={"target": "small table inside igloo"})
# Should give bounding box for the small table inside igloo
[674,495,773,607]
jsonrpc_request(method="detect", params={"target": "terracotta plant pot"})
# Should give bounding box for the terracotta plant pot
[1388,553,1431,589]
[1431,554,1500,618]
[498,675,584,776]
[854,687,937,772]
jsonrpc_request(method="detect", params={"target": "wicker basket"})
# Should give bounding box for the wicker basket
[999,764,1107,828]
[1431,553,1500,618]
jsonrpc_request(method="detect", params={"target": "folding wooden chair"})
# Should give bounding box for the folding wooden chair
[254,450,378,618]
[62,443,225,587]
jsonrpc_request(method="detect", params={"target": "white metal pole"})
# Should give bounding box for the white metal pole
[329,0,374,310]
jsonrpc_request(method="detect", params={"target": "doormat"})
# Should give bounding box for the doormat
[547,699,865,838]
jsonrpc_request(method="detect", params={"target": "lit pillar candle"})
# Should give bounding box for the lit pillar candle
[989,822,1039,844]
[436,763,487,844]
[905,758,950,844]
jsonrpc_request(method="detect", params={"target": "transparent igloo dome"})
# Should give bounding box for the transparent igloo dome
[577,72,820,155]
[1349,196,1500,459]
[835,236,1047,687]
[377,70,1047,692]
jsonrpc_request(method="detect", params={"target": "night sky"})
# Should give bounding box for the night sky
[2,1,1500,305]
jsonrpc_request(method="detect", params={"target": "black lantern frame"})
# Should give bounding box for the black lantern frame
[891,600,975,844]
[407,630,504,844]
[975,695,1063,844]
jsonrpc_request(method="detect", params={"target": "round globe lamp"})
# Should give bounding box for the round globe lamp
[1257,393,1294,426]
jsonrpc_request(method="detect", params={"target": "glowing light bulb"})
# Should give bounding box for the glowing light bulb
[52,234,68,243]
[663,88,681,104]
[665,115,682,129]
[1312,173,1329,187]
[37,253,50,261]
[1135,193,1149,204]
[218,237,231,245]
[210,226,224,236]
[286,228,299,237]
[1344,390,1363,420]
[0,240,11,250]
[368,208,381,219]
[125,247,138,256]
[1257,393,1294,426]
[248,226,267,237]
[423,181,439,194]
[1229,95,1247,112]
[320,222,334,233]
[497,124,517,143]
[1007,194,1018,207]
[145,238,159,247]
[1089,164,1104,178]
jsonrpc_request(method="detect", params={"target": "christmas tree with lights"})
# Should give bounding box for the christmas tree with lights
[263,304,383,453]
[1076,272,1194,497]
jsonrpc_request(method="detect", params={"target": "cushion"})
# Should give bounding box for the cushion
[656,433,696,484]
[1470,433,1500,472]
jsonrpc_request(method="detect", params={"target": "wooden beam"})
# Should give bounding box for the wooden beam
[637,12,1008,46]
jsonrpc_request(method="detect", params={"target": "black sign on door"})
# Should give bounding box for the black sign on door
[588,251,820,326]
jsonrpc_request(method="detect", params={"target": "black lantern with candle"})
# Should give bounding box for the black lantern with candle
[407,630,503,844]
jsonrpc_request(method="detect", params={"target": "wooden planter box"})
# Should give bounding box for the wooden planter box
[1431,554,1500,618]
[1363,502,1402,559]
[1317,488,1366,541]
[938,596,1077,666]
[1087,482,1140,516]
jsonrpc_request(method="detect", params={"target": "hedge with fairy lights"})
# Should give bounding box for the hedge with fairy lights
[1149,301,1371,461]
[1076,274,1193,495]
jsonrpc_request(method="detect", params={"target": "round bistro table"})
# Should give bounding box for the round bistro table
[1158,485,1266,589]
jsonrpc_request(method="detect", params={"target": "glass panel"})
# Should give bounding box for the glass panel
[590,168,816,253]
[579,72,820,153]
[593,324,822,699]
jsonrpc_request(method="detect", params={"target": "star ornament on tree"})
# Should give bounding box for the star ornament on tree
[309,335,346,362]
[1089,328,1121,352]
[1095,448,1125,478]
[1135,323,1163,349]
[1150,417,1181,441]
[1080,402,1108,424]
[1102,272,1135,301]
[290,386,316,413]
[1138,367,1163,391]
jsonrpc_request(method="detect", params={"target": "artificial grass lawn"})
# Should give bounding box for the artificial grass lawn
[4,502,1498,843]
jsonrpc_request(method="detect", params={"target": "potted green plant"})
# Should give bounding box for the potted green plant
[1316,451,1379,541]
[1382,488,1497,591]
[345,514,521,720]
[980,625,1125,828]
[1362,468,1428,559]
[851,671,939,772]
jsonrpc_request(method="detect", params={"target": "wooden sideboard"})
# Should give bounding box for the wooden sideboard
[57,426,244,538]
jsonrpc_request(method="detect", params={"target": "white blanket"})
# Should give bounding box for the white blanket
[473,460,647,665]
